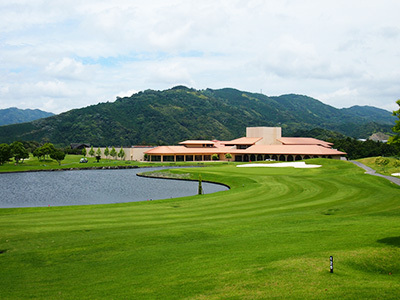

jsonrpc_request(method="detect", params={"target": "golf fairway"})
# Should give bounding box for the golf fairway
[0,159,399,299]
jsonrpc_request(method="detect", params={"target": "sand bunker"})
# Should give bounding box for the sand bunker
[237,162,322,169]
[391,173,400,177]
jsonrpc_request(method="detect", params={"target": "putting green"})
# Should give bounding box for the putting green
[0,159,399,299]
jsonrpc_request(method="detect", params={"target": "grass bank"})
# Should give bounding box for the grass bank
[357,156,400,176]
[0,159,399,299]
[0,154,229,173]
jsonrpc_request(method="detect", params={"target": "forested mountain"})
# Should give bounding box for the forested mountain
[0,86,395,146]
[0,107,54,126]
[340,105,396,124]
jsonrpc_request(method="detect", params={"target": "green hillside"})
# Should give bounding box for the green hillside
[0,107,54,126]
[341,105,396,125]
[0,86,395,146]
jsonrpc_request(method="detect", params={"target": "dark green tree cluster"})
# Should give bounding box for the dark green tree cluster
[0,143,12,165]
[33,143,56,160]
[332,100,400,159]
[33,142,66,165]
[330,138,400,160]
[0,141,29,164]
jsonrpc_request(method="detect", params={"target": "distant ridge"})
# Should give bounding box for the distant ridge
[340,105,396,125]
[0,107,54,126]
[0,86,395,146]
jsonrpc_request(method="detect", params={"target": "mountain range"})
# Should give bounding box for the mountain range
[0,107,54,126]
[0,86,396,146]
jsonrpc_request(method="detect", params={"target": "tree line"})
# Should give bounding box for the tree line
[0,141,131,166]
[0,141,66,165]
[85,146,126,161]
[330,137,400,160]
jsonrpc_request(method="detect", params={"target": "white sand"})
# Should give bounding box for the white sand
[237,162,321,168]
[391,173,400,177]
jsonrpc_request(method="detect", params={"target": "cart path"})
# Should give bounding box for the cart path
[350,160,400,186]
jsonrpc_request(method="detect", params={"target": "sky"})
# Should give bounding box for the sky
[1,0,400,114]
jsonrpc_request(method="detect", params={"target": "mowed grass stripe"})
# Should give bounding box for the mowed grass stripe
[1,159,400,299]
[1,180,396,234]
[1,163,397,230]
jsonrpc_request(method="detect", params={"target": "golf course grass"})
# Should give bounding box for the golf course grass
[0,159,399,299]
[357,156,400,176]
[0,154,223,173]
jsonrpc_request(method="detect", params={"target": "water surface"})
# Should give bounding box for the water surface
[0,167,227,208]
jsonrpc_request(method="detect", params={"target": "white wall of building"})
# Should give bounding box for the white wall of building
[246,127,282,145]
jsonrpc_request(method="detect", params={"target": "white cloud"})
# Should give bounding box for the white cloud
[0,0,400,114]
[45,58,88,80]
[318,87,360,109]
[115,89,138,99]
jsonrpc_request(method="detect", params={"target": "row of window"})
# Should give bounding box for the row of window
[235,154,333,162]
[148,154,334,162]
[149,155,213,162]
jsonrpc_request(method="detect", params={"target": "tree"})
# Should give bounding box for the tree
[40,143,56,160]
[33,147,45,160]
[388,99,400,146]
[211,153,219,161]
[225,153,232,162]
[0,143,12,165]
[82,147,88,157]
[96,148,102,157]
[118,147,125,160]
[110,146,117,160]
[104,146,110,159]
[89,146,95,157]
[32,143,56,161]
[10,141,29,164]
[50,149,66,165]
[23,141,40,154]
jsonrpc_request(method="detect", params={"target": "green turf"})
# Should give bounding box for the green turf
[358,156,400,176]
[0,154,227,172]
[0,159,399,299]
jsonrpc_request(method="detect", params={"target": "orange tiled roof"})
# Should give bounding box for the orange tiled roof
[277,137,332,147]
[145,145,236,155]
[224,137,263,145]
[242,144,345,155]
[145,144,345,156]
[179,140,215,145]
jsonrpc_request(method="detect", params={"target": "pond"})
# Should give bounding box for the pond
[0,167,228,208]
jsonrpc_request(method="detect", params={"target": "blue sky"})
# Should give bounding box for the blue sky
[1,0,400,114]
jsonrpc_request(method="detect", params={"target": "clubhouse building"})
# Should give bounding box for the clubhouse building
[145,127,346,162]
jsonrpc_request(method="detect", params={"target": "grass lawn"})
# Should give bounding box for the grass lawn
[0,154,221,172]
[0,159,400,299]
[357,156,400,176]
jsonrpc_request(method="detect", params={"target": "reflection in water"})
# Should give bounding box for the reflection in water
[0,167,227,208]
